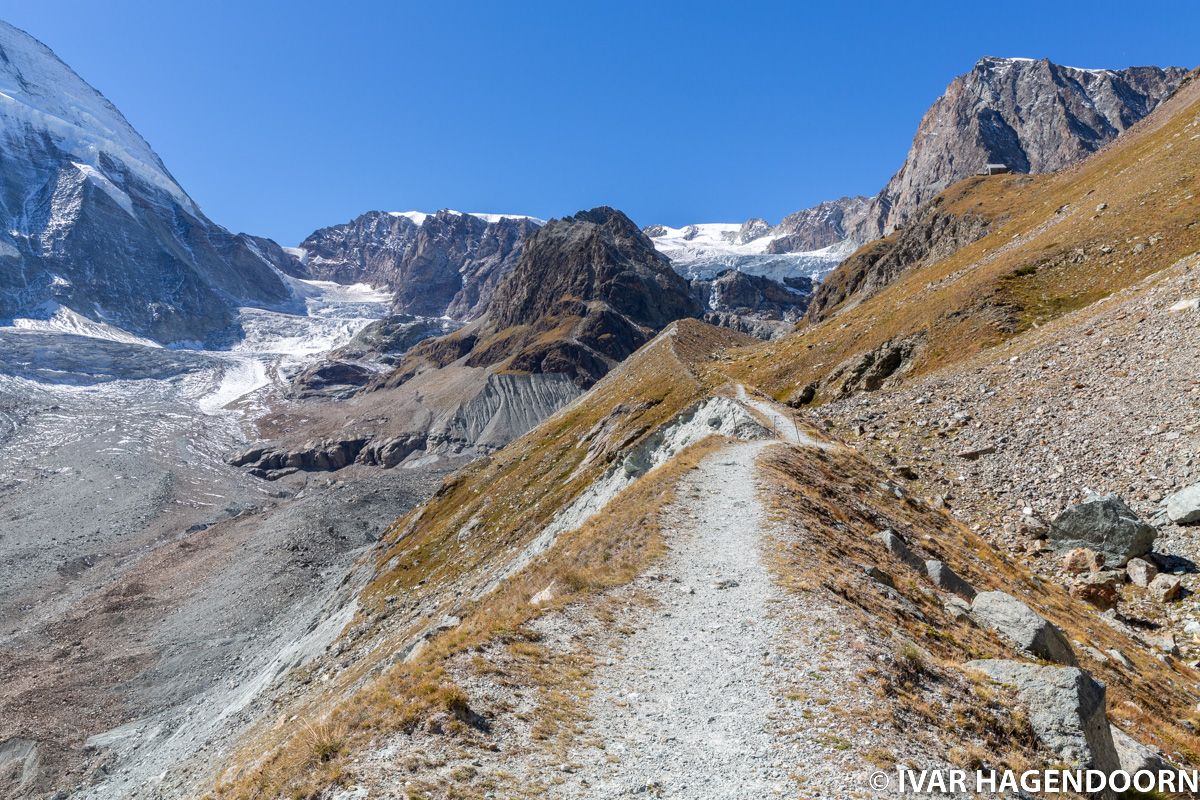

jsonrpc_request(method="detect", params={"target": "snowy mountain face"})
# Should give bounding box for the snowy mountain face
[0,20,301,346]
[643,218,856,285]
[295,209,543,320]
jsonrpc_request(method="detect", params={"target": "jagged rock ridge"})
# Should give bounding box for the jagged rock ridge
[851,57,1187,241]
[296,210,542,320]
[649,57,1183,287]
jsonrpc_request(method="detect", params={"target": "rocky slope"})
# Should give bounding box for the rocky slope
[0,21,302,345]
[767,195,871,252]
[851,56,1187,241]
[229,207,703,479]
[296,210,542,319]
[805,174,1021,321]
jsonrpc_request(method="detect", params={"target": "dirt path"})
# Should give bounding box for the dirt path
[736,384,830,449]
[554,440,793,798]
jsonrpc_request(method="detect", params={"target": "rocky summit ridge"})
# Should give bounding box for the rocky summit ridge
[851,56,1189,241]
[295,210,542,320]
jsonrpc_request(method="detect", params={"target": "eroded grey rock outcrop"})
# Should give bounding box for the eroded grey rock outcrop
[970,591,1076,665]
[1048,494,1156,567]
[968,659,1120,774]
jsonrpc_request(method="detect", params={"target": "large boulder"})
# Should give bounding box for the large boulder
[1110,726,1174,775]
[968,660,1120,774]
[925,559,976,601]
[970,591,1076,665]
[1048,494,1155,567]
[1166,483,1200,525]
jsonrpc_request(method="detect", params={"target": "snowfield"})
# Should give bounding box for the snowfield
[647,222,854,283]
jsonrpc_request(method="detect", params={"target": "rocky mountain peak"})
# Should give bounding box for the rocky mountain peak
[849,57,1187,241]
[297,209,541,320]
[0,20,300,345]
[488,206,700,333]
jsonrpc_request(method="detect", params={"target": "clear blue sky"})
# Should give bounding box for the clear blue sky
[4,1,1195,245]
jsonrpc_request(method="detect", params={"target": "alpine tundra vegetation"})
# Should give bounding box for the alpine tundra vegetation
[1,5,1200,800]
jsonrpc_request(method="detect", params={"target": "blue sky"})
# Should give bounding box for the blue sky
[4,1,1196,245]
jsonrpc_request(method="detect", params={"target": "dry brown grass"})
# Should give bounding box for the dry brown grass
[758,441,1200,773]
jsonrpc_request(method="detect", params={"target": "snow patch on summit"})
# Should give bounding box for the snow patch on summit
[387,210,547,226]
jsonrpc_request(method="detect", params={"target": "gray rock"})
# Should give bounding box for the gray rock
[1111,726,1174,775]
[1166,483,1200,525]
[967,659,1120,774]
[1048,494,1156,567]
[943,595,971,621]
[970,591,1076,665]
[924,559,976,601]
[1125,557,1158,588]
[1148,573,1183,603]
[875,529,925,571]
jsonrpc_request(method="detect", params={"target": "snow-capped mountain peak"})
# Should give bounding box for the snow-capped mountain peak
[0,19,302,345]
[387,209,547,226]
[0,20,196,214]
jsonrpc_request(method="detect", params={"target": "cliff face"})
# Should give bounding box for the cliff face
[767,197,872,253]
[851,57,1187,241]
[0,21,299,345]
[807,178,1006,321]
[297,210,541,320]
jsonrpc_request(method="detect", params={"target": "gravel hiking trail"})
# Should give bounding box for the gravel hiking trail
[554,440,795,798]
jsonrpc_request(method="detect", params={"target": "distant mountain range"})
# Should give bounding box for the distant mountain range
[0,23,1185,354]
